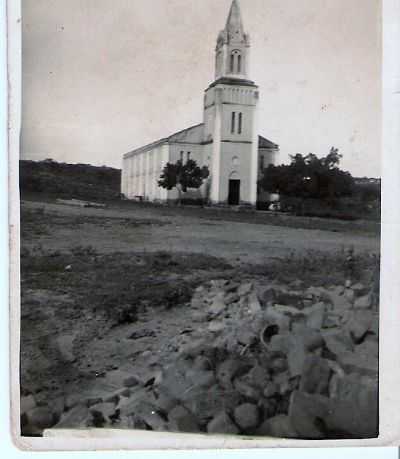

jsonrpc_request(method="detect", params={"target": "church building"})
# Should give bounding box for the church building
[121,0,279,206]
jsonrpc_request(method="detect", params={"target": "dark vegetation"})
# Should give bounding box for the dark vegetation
[20,158,380,223]
[259,148,380,221]
[20,159,121,201]
[158,159,210,205]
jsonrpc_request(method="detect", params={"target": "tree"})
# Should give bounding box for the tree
[158,159,210,205]
[259,147,355,213]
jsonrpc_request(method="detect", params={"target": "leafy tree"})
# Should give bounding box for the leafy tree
[158,159,210,205]
[259,147,355,213]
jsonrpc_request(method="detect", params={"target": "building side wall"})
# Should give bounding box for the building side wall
[257,147,279,203]
[122,143,170,201]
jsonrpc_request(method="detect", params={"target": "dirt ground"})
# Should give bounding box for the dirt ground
[19,198,380,435]
[21,199,379,265]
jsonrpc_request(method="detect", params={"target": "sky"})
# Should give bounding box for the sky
[21,0,382,177]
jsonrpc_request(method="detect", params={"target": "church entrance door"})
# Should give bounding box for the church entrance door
[228,180,240,205]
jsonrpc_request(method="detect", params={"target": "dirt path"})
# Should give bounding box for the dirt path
[22,200,380,265]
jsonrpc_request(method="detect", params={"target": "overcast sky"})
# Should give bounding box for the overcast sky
[21,0,382,177]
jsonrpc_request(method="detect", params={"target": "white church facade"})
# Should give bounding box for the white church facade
[121,0,279,207]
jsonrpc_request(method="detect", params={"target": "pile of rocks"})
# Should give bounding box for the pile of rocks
[22,278,378,438]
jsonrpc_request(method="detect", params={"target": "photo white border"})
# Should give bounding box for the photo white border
[6,0,400,450]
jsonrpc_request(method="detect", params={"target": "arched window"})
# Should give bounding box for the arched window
[238,112,243,134]
[230,54,235,73]
[230,50,242,74]
[231,112,236,133]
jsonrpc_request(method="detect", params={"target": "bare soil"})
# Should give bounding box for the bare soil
[19,198,380,434]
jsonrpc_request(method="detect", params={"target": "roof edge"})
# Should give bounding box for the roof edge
[124,123,205,159]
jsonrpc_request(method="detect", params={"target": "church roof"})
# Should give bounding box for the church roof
[124,124,205,159]
[225,0,245,41]
[124,126,278,159]
[168,123,204,144]
[259,135,279,149]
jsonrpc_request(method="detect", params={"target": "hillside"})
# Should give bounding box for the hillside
[20,160,121,202]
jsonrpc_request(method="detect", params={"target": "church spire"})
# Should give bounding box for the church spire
[225,0,245,41]
[214,0,251,79]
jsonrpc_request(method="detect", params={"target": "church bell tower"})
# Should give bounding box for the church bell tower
[203,0,259,206]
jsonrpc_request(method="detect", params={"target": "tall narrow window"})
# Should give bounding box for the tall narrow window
[187,152,191,162]
[231,112,236,134]
[260,155,265,170]
[237,54,242,73]
[180,151,184,162]
[238,113,242,134]
[230,54,235,73]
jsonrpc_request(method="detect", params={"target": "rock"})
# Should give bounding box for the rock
[123,375,140,388]
[256,414,299,438]
[294,326,325,351]
[356,338,378,359]
[263,382,279,398]
[209,294,227,316]
[25,406,56,431]
[323,330,353,357]
[233,375,262,400]
[185,385,240,425]
[290,279,304,290]
[299,355,331,395]
[233,403,260,430]
[86,397,103,407]
[65,393,83,410]
[274,304,303,317]
[337,351,378,378]
[247,292,262,314]
[168,405,201,433]
[354,295,372,309]
[224,292,240,305]
[117,387,155,416]
[288,391,329,439]
[158,361,193,400]
[50,397,66,422]
[53,404,90,428]
[207,411,240,435]
[185,369,216,389]
[179,338,210,358]
[344,288,355,303]
[324,380,378,438]
[244,364,270,389]
[153,389,178,413]
[273,371,297,395]
[264,307,291,333]
[346,310,374,343]
[21,394,36,414]
[306,305,326,330]
[132,401,169,431]
[89,402,116,422]
[216,359,245,389]
[268,333,291,355]
[104,387,131,404]
[326,290,352,312]
[238,282,253,297]
[192,311,207,322]
[352,283,368,297]
[208,321,225,333]
[261,287,277,305]
[193,356,212,371]
[269,329,324,376]
[270,357,288,374]
[236,328,257,346]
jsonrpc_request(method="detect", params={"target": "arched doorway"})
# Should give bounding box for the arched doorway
[228,171,240,205]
